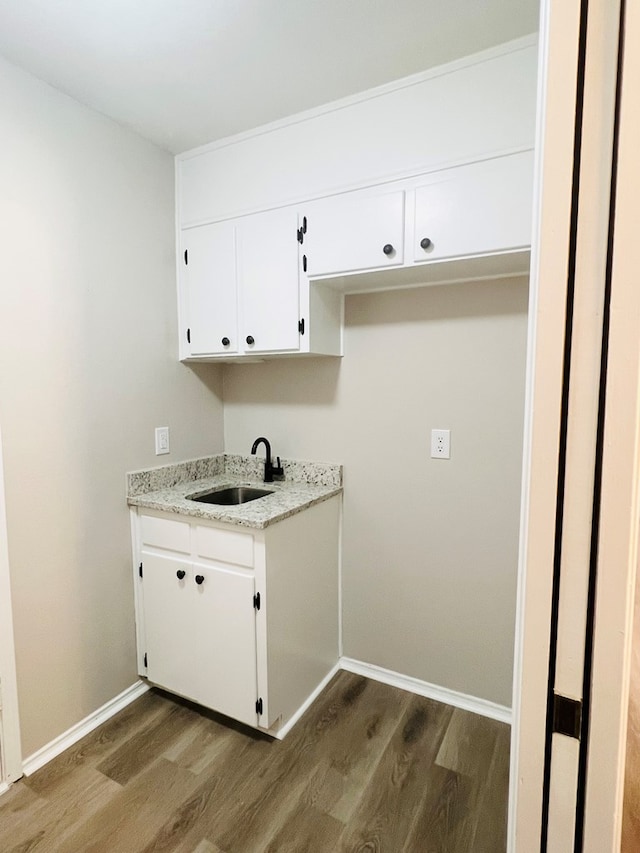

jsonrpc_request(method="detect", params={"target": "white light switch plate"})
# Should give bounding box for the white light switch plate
[155,426,170,455]
[431,428,450,459]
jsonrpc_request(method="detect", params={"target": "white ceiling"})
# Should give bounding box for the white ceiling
[0,0,539,154]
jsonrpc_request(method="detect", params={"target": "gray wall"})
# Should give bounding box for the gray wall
[223,277,528,707]
[0,57,224,757]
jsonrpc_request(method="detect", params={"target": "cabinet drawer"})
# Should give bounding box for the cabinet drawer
[195,525,254,567]
[140,515,191,554]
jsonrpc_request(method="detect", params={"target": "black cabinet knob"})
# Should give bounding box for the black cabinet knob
[195,574,205,585]
[246,335,255,345]
[383,243,394,256]
[420,237,432,250]
[176,569,186,580]
[221,337,230,346]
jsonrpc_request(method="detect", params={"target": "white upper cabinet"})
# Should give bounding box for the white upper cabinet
[181,220,237,356]
[299,150,533,290]
[175,37,538,360]
[412,151,534,264]
[303,189,405,278]
[237,207,301,353]
[179,207,343,360]
[177,39,538,226]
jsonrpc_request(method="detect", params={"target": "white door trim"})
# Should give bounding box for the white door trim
[583,0,640,846]
[0,425,22,784]
[511,0,638,849]
[509,0,584,847]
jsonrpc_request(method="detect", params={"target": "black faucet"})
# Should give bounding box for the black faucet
[251,436,284,483]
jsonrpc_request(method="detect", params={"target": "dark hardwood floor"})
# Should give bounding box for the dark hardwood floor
[0,671,510,852]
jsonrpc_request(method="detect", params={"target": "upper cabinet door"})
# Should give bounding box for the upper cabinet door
[237,207,301,353]
[304,189,405,278]
[413,150,534,264]
[182,220,237,356]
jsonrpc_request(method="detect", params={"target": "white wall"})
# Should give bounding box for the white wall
[0,57,224,758]
[223,277,528,707]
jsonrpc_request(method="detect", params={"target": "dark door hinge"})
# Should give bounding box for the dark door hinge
[139,562,143,578]
[298,318,305,335]
[253,591,261,610]
[302,254,307,273]
[297,227,304,244]
[553,693,582,739]
[143,652,148,668]
[184,249,188,264]
[187,328,191,344]
[301,215,307,234]
[256,697,263,715]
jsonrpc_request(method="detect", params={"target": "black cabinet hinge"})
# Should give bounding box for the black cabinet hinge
[139,562,143,578]
[253,591,261,610]
[184,249,188,265]
[297,216,308,244]
[143,653,148,668]
[256,697,263,715]
[553,693,582,739]
[302,254,307,273]
[187,328,191,344]
[298,318,305,335]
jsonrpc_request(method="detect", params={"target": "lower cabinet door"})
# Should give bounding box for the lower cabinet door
[141,552,258,727]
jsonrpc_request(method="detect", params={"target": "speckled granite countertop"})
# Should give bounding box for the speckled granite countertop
[126,454,342,530]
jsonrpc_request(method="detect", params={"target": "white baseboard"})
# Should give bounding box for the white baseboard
[19,661,510,775]
[339,657,512,725]
[270,663,341,741]
[22,681,149,777]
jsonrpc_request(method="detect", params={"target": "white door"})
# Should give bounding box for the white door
[413,151,534,263]
[142,552,258,727]
[182,220,238,356]
[304,188,405,277]
[237,207,301,353]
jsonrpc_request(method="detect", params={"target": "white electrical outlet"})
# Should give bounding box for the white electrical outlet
[430,428,451,459]
[155,426,170,455]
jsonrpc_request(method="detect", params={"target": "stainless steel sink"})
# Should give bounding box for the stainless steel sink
[187,486,274,505]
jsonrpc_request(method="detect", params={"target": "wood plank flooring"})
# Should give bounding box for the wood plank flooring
[0,672,510,852]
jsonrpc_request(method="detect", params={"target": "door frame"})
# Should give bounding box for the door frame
[510,0,638,849]
[0,425,22,787]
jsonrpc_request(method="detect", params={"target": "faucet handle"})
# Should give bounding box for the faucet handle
[272,456,284,478]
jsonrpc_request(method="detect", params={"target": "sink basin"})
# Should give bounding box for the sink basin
[187,486,274,505]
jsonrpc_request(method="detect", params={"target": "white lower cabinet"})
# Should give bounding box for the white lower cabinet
[132,496,340,735]
[142,553,258,727]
